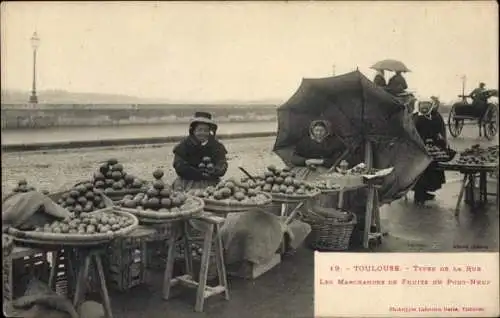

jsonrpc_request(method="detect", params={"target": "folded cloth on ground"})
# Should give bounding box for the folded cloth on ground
[2,192,69,231]
[9,278,79,318]
[219,208,312,265]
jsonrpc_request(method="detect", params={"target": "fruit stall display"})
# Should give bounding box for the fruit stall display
[117,169,204,223]
[7,209,138,246]
[455,145,499,166]
[240,165,320,203]
[188,178,273,213]
[425,142,454,162]
[90,158,148,200]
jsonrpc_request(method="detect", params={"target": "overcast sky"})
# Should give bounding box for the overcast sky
[1,1,498,103]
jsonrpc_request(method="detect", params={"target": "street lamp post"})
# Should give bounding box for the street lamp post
[29,32,40,104]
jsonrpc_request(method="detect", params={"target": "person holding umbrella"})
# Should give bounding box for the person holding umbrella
[373,70,387,88]
[171,111,228,192]
[289,120,346,181]
[412,99,447,204]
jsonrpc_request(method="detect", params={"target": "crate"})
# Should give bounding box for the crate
[3,246,61,306]
[104,227,156,292]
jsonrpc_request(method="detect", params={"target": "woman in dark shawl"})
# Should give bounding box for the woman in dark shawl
[171,111,228,192]
[387,71,408,95]
[412,99,447,204]
[289,120,346,181]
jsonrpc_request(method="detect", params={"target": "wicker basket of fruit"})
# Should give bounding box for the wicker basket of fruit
[117,180,204,223]
[302,206,357,251]
[6,207,139,246]
[239,166,321,204]
[448,145,499,169]
[425,142,456,163]
[189,179,273,214]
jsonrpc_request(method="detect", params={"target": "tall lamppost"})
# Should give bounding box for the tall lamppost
[29,32,40,104]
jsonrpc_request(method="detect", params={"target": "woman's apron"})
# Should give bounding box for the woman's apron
[171,177,219,235]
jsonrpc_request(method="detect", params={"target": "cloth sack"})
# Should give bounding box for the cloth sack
[2,192,69,231]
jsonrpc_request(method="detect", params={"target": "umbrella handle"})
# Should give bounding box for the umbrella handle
[238,167,257,182]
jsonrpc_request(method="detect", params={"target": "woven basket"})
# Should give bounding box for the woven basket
[302,206,357,251]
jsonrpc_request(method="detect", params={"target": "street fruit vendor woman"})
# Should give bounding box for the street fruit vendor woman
[289,119,346,181]
[171,111,228,192]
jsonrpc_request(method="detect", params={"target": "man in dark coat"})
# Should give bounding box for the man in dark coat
[387,71,408,95]
[470,82,488,118]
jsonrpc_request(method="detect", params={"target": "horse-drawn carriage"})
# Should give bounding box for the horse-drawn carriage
[448,89,498,140]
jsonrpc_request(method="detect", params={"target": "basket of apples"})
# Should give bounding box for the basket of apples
[116,169,204,224]
[188,178,272,214]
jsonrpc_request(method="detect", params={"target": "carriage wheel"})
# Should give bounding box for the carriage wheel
[448,107,464,138]
[483,105,498,140]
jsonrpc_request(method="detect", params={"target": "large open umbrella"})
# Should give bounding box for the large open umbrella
[273,70,431,202]
[371,59,411,73]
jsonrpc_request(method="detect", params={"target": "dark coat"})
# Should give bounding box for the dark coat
[290,135,345,168]
[172,135,228,182]
[373,74,387,87]
[387,73,408,94]
[413,112,446,193]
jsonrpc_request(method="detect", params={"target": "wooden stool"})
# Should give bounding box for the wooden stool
[163,214,229,312]
[72,247,113,318]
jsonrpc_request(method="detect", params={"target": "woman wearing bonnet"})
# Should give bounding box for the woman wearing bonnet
[171,111,228,192]
[289,119,346,181]
[412,98,447,204]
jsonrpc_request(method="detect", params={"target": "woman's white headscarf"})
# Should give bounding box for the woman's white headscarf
[416,97,435,118]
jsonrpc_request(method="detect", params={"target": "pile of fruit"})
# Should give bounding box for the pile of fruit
[91,158,147,194]
[118,169,198,213]
[425,143,450,161]
[56,183,109,214]
[197,156,215,173]
[189,178,270,204]
[243,165,317,196]
[11,179,49,195]
[456,145,499,166]
[33,211,135,235]
[309,180,341,191]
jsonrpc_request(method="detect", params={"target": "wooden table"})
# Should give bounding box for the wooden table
[438,162,499,216]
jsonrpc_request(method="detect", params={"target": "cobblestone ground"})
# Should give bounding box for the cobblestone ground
[1,137,284,196]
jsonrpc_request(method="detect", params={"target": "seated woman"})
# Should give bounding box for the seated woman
[412,99,447,204]
[289,120,346,181]
[172,111,228,192]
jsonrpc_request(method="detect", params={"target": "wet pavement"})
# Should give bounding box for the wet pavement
[101,179,498,318]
